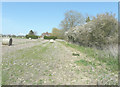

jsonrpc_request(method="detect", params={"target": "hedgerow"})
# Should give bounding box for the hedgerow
[65,13,118,49]
[26,35,38,39]
[44,36,57,40]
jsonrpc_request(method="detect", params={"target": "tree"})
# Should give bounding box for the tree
[26,30,38,39]
[52,28,59,36]
[60,10,85,32]
[29,30,35,35]
[52,28,64,39]
[86,16,90,22]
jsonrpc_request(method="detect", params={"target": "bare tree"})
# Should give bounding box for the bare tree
[60,10,85,31]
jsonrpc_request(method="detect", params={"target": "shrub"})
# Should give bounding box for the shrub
[26,35,38,39]
[65,12,118,49]
[44,36,57,40]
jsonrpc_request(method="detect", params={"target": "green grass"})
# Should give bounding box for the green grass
[75,59,96,66]
[60,41,118,72]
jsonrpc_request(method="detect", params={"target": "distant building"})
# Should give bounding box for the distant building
[41,32,51,38]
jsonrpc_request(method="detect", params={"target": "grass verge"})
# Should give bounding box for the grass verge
[60,41,118,72]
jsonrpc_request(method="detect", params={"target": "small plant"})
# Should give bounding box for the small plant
[49,74,52,76]
[72,53,79,56]
[38,79,43,85]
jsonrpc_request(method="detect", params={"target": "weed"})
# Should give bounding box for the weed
[49,74,52,76]
[37,79,43,85]
[72,53,79,56]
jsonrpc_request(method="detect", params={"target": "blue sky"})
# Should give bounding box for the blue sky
[2,2,118,35]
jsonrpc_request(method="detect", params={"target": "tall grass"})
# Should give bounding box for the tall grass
[103,44,118,59]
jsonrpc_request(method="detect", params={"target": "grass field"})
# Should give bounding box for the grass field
[2,38,118,85]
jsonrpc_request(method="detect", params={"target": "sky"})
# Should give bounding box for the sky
[2,2,118,36]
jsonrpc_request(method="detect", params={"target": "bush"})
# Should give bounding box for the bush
[44,36,57,40]
[65,12,118,49]
[26,35,38,39]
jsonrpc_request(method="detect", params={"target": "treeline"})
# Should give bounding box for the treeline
[52,10,118,49]
[2,34,25,38]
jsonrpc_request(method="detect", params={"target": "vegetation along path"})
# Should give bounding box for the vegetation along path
[2,39,118,85]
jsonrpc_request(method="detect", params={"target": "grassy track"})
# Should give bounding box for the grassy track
[2,42,50,85]
[2,40,118,85]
